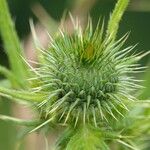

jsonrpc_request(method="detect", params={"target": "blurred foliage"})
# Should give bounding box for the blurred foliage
[0,0,150,150]
[0,98,16,150]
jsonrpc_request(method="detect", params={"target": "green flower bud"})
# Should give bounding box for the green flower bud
[30,19,143,127]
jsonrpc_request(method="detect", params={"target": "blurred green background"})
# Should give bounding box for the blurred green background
[0,0,150,149]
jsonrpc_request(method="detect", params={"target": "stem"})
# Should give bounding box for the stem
[0,86,45,102]
[106,0,130,41]
[0,115,41,126]
[0,0,28,87]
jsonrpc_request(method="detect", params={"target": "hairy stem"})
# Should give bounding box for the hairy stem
[0,0,28,87]
[0,115,41,126]
[106,0,130,41]
[0,86,45,102]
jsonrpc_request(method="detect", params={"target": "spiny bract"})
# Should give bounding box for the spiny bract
[30,19,143,127]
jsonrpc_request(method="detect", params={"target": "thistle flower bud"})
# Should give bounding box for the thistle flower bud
[30,18,143,127]
[1,0,150,149]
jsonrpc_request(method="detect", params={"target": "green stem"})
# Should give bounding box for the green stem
[0,0,28,87]
[0,114,41,126]
[106,0,130,41]
[0,86,46,102]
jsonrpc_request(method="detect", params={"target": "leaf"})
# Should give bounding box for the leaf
[66,126,110,150]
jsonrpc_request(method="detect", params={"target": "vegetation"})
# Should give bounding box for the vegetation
[0,0,150,149]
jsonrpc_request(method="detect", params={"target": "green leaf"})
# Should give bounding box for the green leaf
[66,126,109,150]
